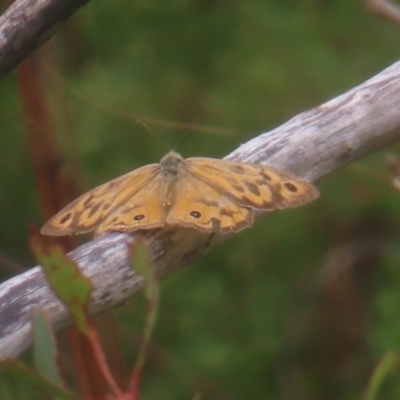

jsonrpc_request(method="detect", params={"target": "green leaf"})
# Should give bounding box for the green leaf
[30,233,93,334]
[32,309,64,389]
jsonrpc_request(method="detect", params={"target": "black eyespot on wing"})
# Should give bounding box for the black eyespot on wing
[190,211,202,219]
[60,213,72,224]
[133,214,145,221]
[284,182,298,192]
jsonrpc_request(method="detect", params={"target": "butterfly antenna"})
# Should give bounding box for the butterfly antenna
[136,120,170,151]
[171,111,206,150]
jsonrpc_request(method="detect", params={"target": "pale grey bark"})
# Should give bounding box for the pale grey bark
[364,0,400,26]
[1,61,400,360]
[0,0,89,79]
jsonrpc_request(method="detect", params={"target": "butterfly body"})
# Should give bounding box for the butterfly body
[159,151,183,207]
[41,151,319,237]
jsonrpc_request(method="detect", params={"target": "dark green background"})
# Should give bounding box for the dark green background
[2,0,400,398]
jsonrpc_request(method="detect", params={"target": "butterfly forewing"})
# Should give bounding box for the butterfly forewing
[40,163,160,236]
[185,157,319,211]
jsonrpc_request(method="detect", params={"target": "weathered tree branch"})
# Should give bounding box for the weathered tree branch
[0,0,89,79]
[1,61,400,360]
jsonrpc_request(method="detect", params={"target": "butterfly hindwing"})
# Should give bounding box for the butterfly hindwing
[166,170,254,233]
[94,176,166,236]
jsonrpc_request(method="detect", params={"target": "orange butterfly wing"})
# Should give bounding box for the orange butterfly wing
[186,157,319,207]
[166,170,254,232]
[166,157,319,233]
[94,177,166,237]
[40,163,161,236]
[41,152,319,237]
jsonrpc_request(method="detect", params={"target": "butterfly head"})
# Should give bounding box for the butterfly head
[160,151,184,177]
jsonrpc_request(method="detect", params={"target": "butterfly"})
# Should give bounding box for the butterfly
[41,151,319,237]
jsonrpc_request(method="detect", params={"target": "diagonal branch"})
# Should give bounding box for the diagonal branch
[0,0,90,79]
[1,61,400,360]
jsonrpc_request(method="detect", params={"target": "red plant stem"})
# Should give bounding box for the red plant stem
[87,323,123,398]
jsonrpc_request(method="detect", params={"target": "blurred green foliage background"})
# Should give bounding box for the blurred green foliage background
[2,0,400,399]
